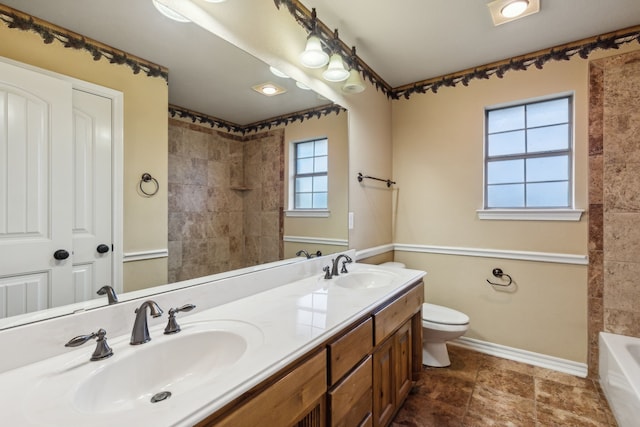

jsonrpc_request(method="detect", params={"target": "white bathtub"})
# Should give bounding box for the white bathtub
[599,332,640,427]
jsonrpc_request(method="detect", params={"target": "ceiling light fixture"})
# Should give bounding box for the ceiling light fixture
[299,9,329,69]
[322,29,349,82]
[295,81,311,90]
[488,0,539,26]
[152,0,190,22]
[251,82,286,96]
[501,0,529,18]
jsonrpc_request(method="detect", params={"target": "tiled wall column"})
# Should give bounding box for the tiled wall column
[588,50,640,377]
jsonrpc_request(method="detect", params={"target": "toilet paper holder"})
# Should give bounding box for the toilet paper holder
[486,268,513,287]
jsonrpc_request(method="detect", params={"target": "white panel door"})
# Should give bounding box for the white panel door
[0,60,74,314]
[71,90,112,302]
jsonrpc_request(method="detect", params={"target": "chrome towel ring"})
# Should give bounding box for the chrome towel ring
[139,172,159,197]
[486,268,513,287]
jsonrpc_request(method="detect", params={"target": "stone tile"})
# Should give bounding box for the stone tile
[533,367,596,391]
[604,308,640,337]
[208,160,230,187]
[463,385,535,427]
[604,162,640,212]
[588,154,603,204]
[392,396,464,427]
[535,378,608,423]
[588,204,603,252]
[588,63,604,156]
[604,260,640,311]
[168,183,207,213]
[479,354,535,377]
[588,250,604,299]
[476,367,534,400]
[603,212,640,263]
[167,240,182,270]
[536,403,610,427]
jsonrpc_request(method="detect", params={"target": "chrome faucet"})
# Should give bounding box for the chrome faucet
[96,285,118,304]
[130,300,163,345]
[331,254,353,276]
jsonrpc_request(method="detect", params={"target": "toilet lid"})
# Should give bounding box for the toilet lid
[422,303,469,325]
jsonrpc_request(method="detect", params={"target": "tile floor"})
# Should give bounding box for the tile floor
[392,345,617,427]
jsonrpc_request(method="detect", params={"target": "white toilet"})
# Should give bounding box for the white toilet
[421,303,469,367]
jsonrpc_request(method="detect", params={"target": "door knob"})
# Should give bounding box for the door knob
[53,249,70,260]
[96,244,110,254]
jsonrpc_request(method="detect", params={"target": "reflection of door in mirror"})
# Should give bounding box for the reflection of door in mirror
[0,60,115,319]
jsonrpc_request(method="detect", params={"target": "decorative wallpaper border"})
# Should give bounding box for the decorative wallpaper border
[0,4,168,82]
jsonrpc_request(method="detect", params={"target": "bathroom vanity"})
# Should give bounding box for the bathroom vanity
[0,252,425,427]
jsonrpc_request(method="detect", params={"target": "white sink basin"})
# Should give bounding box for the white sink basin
[26,320,263,422]
[334,270,399,289]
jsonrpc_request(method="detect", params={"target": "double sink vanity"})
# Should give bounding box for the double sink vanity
[0,251,425,426]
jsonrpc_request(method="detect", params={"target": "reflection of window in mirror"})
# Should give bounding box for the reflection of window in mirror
[289,138,330,215]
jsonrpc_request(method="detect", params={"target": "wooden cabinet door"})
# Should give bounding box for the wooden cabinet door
[394,321,412,404]
[372,337,395,427]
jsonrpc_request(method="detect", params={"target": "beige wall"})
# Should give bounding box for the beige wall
[0,24,169,291]
[284,110,349,258]
[391,44,640,363]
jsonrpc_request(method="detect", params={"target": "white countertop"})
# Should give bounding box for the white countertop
[0,261,425,426]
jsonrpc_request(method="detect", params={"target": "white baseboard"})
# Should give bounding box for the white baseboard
[451,336,588,378]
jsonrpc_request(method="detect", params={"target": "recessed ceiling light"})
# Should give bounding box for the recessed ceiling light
[488,0,539,26]
[251,82,286,96]
[152,0,190,22]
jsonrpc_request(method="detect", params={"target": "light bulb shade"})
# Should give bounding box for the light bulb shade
[152,0,190,22]
[342,69,366,94]
[299,35,329,68]
[322,54,350,82]
[501,0,529,18]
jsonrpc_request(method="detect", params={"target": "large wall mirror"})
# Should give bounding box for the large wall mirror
[0,0,349,329]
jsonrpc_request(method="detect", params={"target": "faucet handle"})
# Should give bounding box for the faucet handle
[65,328,113,361]
[323,266,332,279]
[341,260,350,274]
[164,304,196,335]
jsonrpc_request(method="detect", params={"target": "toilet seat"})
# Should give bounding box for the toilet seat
[422,303,469,325]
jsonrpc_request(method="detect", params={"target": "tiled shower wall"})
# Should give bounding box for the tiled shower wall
[588,49,640,376]
[168,119,283,282]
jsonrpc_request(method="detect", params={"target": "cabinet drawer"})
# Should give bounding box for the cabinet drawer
[328,317,373,385]
[207,350,327,427]
[328,356,372,427]
[373,283,423,345]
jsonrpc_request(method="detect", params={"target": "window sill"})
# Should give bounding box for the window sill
[476,209,584,221]
[285,209,330,218]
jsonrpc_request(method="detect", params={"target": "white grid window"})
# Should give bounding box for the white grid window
[294,138,328,209]
[485,95,573,209]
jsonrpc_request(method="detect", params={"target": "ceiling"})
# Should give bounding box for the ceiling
[2,0,639,124]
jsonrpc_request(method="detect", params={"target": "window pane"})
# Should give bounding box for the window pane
[487,184,524,208]
[526,182,569,207]
[297,142,314,158]
[296,176,312,192]
[313,175,327,192]
[526,155,568,182]
[527,124,569,153]
[487,159,524,184]
[527,98,569,127]
[297,158,313,174]
[295,193,312,209]
[488,106,524,133]
[314,155,328,173]
[487,130,525,156]
[312,192,327,209]
[314,139,328,156]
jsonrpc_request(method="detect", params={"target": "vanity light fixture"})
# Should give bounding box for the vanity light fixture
[251,82,286,96]
[299,9,330,69]
[295,81,312,90]
[323,53,350,82]
[488,0,539,26]
[152,0,190,22]
[269,66,290,79]
[342,46,366,94]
